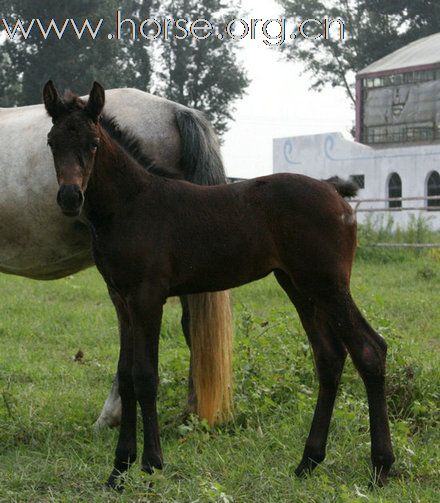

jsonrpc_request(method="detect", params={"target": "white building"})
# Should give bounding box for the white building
[273,33,440,228]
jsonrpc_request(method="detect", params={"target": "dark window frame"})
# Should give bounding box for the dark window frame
[388,173,402,209]
[427,171,440,210]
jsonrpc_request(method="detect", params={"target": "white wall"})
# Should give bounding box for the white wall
[273,132,440,229]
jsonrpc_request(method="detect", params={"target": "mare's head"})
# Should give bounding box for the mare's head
[43,81,105,217]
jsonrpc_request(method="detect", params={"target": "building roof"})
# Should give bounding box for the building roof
[358,33,440,76]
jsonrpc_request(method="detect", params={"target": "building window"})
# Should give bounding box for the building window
[364,123,435,145]
[350,174,365,189]
[427,171,440,209]
[362,68,440,90]
[388,173,402,208]
[361,68,440,146]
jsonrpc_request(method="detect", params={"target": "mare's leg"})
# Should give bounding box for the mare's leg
[106,291,138,490]
[180,296,197,413]
[128,284,165,474]
[94,374,121,429]
[274,271,347,476]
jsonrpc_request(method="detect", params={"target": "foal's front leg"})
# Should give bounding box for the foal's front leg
[95,295,194,430]
[107,292,137,490]
[128,285,165,474]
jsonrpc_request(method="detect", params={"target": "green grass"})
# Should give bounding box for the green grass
[0,251,439,502]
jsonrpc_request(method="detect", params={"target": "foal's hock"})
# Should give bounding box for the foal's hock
[44,81,395,489]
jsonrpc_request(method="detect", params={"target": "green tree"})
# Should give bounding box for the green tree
[1,0,248,136]
[0,52,20,106]
[157,0,249,136]
[0,0,155,105]
[278,0,440,103]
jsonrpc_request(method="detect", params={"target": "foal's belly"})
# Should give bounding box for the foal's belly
[169,240,279,297]
[169,267,274,297]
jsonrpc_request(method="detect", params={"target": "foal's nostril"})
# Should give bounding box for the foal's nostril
[57,184,84,215]
[75,189,84,205]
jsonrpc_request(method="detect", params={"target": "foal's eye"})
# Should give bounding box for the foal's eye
[90,142,98,153]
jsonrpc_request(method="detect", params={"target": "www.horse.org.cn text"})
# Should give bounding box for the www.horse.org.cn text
[0,12,346,47]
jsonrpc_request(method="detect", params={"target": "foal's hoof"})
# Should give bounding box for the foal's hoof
[294,458,319,478]
[141,454,163,474]
[370,454,394,487]
[369,468,390,488]
[106,473,125,492]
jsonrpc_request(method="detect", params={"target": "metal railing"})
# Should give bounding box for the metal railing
[350,195,440,249]
[351,195,440,212]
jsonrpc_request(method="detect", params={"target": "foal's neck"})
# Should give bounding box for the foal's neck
[85,127,155,225]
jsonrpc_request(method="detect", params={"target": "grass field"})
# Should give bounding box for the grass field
[0,247,439,502]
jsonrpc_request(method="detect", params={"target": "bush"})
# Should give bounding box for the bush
[356,215,440,263]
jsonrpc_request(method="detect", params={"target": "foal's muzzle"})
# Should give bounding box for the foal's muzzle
[57,184,84,217]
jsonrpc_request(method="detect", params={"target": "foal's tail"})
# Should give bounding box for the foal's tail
[324,176,359,198]
[175,107,234,425]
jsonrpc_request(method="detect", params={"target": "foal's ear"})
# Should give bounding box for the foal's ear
[86,82,105,123]
[43,80,64,120]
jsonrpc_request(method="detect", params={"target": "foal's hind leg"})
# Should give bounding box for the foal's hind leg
[274,271,347,476]
[327,296,395,485]
[295,312,347,476]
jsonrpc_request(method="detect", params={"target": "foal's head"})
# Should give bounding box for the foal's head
[43,81,105,217]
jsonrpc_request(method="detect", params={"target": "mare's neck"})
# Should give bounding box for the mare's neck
[84,128,153,226]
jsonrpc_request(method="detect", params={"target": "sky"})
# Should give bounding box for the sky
[221,0,354,179]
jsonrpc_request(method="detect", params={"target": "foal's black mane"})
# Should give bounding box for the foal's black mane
[62,91,178,178]
[99,114,156,172]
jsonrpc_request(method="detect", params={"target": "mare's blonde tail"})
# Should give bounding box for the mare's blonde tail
[188,291,233,425]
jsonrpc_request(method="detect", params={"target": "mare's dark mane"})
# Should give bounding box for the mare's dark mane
[62,91,178,178]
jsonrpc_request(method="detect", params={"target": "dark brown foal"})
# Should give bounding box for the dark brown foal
[44,81,394,489]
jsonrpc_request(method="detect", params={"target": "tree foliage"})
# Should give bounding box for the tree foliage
[156,0,249,136]
[0,0,249,136]
[0,0,154,105]
[278,0,440,103]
